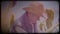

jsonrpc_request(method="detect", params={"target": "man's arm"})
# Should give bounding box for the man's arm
[11,19,27,33]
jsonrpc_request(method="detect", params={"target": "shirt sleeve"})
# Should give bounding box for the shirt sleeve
[10,19,27,33]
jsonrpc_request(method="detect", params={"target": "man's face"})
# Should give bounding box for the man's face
[27,11,48,24]
[27,12,39,24]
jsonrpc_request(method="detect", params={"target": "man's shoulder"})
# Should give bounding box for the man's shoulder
[12,17,22,27]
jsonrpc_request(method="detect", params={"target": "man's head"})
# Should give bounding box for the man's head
[23,2,45,24]
[23,2,45,17]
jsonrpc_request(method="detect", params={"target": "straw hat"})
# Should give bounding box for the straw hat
[23,2,45,17]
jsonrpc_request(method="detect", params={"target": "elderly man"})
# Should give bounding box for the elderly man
[11,2,47,33]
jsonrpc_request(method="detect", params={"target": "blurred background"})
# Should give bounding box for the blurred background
[1,1,59,33]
